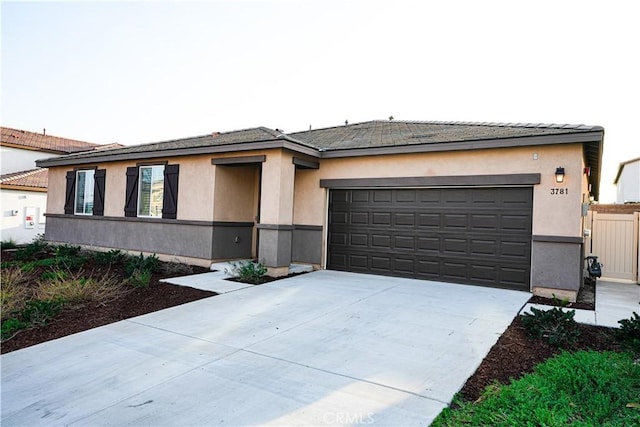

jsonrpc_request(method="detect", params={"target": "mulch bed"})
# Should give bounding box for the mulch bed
[456,316,621,404]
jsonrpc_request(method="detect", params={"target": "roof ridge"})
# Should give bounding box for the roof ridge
[375,119,602,131]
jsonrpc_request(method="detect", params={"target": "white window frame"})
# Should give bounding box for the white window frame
[137,165,165,218]
[74,169,95,215]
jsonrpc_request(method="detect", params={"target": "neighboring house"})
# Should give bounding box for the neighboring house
[37,120,604,301]
[614,157,640,203]
[0,127,118,243]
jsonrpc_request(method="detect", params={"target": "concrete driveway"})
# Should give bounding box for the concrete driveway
[1,270,530,426]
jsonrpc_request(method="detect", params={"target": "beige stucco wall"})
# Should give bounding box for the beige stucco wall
[260,150,295,225]
[213,165,258,222]
[292,143,587,238]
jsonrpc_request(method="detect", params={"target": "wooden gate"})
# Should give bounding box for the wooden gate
[586,210,640,282]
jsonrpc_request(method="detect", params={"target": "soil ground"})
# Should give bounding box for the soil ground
[0,251,621,405]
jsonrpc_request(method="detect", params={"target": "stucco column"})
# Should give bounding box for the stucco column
[257,150,295,275]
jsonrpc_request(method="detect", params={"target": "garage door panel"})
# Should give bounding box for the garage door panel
[396,190,416,203]
[394,213,416,226]
[349,254,368,269]
[395,235,416,250]
[373,190,392,202]
[442,238,467,255]
[394,258,415,273]
[328,188,532,290]
[352,190,370,203]
[350,212,369,225]
[418,213,441,227]
[502,215,532,232]
[470,239,498,256]
[417,236,440,252]
[371,256,391,271]
[350,233,368,247]
[470,214,499,231]
[442,261,468,280]
[372,212,391,225]
[470,264,498,283]
[371,234,391,248]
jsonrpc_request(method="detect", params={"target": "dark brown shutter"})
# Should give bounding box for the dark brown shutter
[124,166,139,217]
[93,169,106,216]
[64,171,76,214]
[162,164,179,219]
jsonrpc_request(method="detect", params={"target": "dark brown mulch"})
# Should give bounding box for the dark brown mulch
[528,278,596,310]
[456,316,621,404]
[1,276,216,354]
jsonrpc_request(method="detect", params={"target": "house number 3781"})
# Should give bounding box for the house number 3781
[550,188,568,195]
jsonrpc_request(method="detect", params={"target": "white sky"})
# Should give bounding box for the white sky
[2,0,638,202]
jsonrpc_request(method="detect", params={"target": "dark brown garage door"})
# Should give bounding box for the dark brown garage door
[328,187,533,291]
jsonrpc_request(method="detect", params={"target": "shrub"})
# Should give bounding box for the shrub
[125,253,160,277]
[520,306,580,347]
[0,238,17,250]
[40,270,69,281]
[225,260,268,284]
[19,299,64,326]
[15,235,49,261]
[128,269,152,288]
[616,311,640,354]
[1,318,28,340]
[94,249,126,266]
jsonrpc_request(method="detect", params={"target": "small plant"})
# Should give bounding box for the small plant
[616,311,640,354]
[128,269,152,288]
[94,249,126,266]
[1,318,28,340]
[15,235,49,261]
[0,238,17,250]
[125,253,160,277]
[520,306,580,347]
[19,299,65,326]
[0,268,29,320]
[225,260,268,284]
[53,244,81,258]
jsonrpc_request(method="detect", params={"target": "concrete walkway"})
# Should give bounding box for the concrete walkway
[1,271,530,426]
[521,280,640,327]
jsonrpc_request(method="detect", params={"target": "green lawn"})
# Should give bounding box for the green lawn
[432,350,640,426]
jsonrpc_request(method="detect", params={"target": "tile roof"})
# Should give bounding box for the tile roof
[1,126,104,153]
[0,168,48,189]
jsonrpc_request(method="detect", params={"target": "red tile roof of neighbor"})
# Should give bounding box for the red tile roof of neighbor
[0,168,48,189]
[0,126,120,153]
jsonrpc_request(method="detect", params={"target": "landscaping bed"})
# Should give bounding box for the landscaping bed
[1,241,214,354]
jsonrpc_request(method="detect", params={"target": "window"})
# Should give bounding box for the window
[124,164,179,219]
[138,165,165,217]
[74,170,95,215]
[65,168,105,216]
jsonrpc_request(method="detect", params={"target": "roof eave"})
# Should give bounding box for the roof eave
[36,139,321,168]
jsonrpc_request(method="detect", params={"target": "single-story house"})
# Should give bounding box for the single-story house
[37,120,603,300]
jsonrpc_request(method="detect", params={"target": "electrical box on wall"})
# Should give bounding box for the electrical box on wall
[24,207,37,229]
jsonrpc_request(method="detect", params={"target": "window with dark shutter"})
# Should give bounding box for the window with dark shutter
[124,166,139,217]
[93,169,106,216]
[162,164,179,219]
[64,171,76,214]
